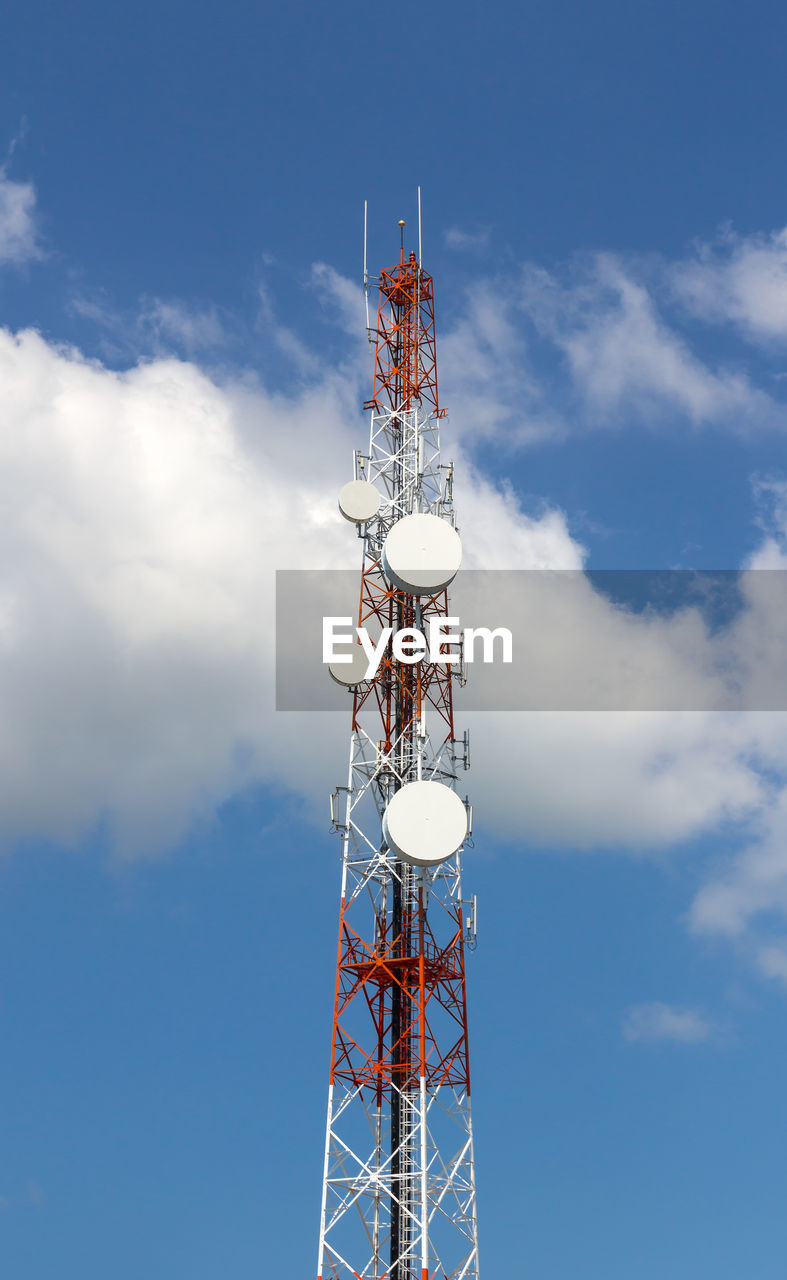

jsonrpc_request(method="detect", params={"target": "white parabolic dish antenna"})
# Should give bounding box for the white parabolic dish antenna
[328,646,369,687]
[338,480,381,524]
[382,780,468,868]
[381,513,462,595]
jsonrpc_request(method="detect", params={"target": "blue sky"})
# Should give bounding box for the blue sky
[3,1,787,1276]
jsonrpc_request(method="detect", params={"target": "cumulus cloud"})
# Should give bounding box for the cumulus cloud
[685,494,787,956]
[0,319,585,856]
[0,168,40,266]
[0,315,778,869]
[457,473,582,569]
[0,326,361,853]
[691,785,787,938]
[671,227,787,345]
[311,262,368,338]
[623,1002,715,1044]
[71,294,227,363]
[520,255,769,427]
[440,280,563,447]
[3,257,787,1021]
[468,709,766,849]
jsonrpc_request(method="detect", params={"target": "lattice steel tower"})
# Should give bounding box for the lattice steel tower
[316,207,480,1280]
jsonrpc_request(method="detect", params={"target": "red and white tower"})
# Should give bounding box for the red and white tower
[316,211,480,1280]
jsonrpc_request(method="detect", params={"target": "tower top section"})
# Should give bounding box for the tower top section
[363,240,444,420]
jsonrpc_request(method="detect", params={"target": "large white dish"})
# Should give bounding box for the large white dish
[338,480,381,524]
[381,513,462,595]
[382,780,467,868]
[328,646,369,687]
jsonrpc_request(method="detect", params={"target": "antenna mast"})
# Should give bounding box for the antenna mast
[316,205,480,1280]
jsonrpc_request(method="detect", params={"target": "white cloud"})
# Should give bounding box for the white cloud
[311,262,367,337]
[256,277,323,377]
[0,316,776,869]
[0,305,779,868]
[623,1002,714,1044]
[756,944,787,984]
[0,168,40,266]
[0,320,584,856]
[672,227,787,345]
[748,481,787,570]
[440,279,563,447]
[140,298,225,353]
[458,471,583,570]
[0,326,360,853]
[469,710,764,849]
[71,294,226,363]
[444,227,491,252]
[3,260,787,1018]
[520,255,769,426]
[691,785,787,938]
[686,493,787,950]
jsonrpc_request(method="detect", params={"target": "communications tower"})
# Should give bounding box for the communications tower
[317,207,480,1280]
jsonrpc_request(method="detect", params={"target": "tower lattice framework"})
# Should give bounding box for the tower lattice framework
[316,230,480,1280]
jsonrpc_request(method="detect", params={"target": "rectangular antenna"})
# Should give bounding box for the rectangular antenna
[418,186,422,266]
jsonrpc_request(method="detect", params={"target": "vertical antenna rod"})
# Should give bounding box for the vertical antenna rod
[418,186,422,267]
[364,199,371,336]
